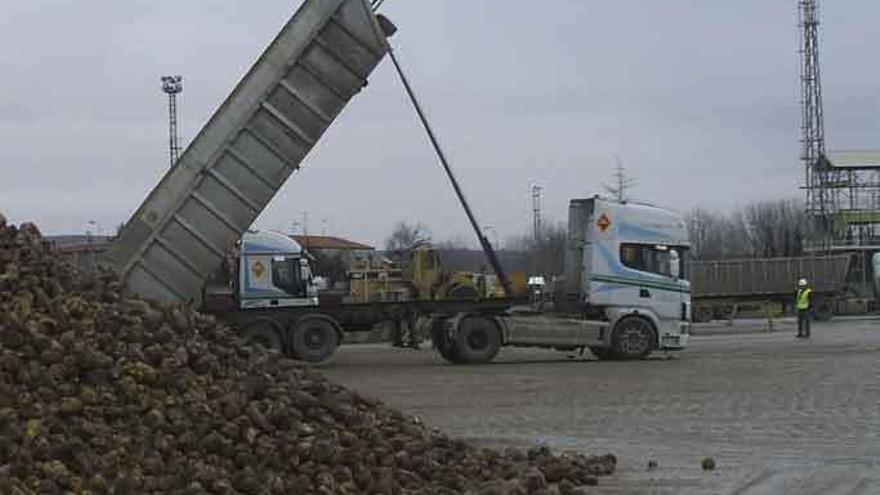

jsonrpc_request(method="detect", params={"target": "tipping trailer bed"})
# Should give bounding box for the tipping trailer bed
[105,0,391,305]
[690,254,853,321]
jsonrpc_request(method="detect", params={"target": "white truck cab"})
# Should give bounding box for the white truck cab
[237,231,318,310]
[577,197,691,351]
[508,196,691,360]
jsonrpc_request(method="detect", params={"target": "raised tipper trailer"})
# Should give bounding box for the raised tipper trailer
[106,0,394,305]
[104,0,692,364]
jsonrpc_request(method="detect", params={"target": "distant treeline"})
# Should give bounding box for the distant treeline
[686,199,808,260]
[386,199,811,279]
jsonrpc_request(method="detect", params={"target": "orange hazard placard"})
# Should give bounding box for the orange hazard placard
[251,260,266,279]
[597,212,611,232]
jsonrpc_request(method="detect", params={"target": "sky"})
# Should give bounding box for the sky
[2,0,880,248]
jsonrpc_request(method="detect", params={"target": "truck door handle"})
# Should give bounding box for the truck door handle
[639,288,651,298]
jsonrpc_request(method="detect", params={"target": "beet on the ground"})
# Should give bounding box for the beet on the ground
[0,218,615,494]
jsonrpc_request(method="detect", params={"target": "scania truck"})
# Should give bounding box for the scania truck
[141,196,692,364]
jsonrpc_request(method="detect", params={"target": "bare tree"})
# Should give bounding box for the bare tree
[503,222,567,277]
[384,221,431,253]
[744,199,807,258]
[688,199,807,260]
[603,155,637,202]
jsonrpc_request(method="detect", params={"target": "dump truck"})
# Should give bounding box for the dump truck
[104,0,691,364]
[690,254,852,321]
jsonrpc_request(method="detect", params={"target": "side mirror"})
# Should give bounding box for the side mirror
[669,250,681,279]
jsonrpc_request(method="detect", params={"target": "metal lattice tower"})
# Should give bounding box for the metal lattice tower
[161,76,183,167]
[799,0,831,218]
[799,2,880,253]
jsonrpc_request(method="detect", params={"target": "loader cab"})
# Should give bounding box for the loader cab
[237,231,318,310]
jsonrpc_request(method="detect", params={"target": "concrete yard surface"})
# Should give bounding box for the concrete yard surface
[321,317,880,494]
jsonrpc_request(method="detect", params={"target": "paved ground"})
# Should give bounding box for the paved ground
[320,317,880,494]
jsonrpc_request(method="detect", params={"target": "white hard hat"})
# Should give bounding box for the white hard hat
[798,278,808,287]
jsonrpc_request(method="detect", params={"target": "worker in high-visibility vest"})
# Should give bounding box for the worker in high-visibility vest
[795,278,812,339]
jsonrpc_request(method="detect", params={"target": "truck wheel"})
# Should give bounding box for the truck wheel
[611,316,655,360]
[589,346,615,361]
[241,318,283,353]
[437,343,462,364]
[694,306,713,323]
[291,317,339,363]
[454,316,502,364]
[813,298,833,321]
[430,317,461,364]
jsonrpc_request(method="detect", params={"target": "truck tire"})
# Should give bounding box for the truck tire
[437,343,462,363]
[430,317,461,364]
[693,305,713,323]
[813,298,833,321]
[589,346,615,361]
[453,316,502,364]
[611,316,655,360]
[241,318,284,353]
[291,316,340,363]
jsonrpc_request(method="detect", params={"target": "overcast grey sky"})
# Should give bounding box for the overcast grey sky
[2,1,879,247]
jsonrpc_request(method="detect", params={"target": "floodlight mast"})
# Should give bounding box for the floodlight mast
[161,75,183,168]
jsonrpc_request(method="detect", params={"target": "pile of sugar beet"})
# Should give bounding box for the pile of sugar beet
[0,214,615,495]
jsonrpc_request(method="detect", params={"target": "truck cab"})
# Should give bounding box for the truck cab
[236,231,318,309]
[507,196,690,360]
[574,197,691,352]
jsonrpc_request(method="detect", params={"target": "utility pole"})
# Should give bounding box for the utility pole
[531,184,544,241]
[161,75,183,168]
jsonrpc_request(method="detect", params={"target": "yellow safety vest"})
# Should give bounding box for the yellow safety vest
[796,288,812,310]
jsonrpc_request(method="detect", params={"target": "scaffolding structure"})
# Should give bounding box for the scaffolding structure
[799,0,880,252]
[161,75,183,168]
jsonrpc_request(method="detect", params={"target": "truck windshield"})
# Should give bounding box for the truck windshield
[272,258,305,297]
[620,243,689,280]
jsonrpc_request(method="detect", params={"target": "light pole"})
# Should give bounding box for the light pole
[161,75,183,168]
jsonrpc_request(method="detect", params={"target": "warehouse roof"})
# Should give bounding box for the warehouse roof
[820,150,880,170]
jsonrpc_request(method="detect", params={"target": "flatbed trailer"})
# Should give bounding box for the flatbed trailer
[212,292,515,362]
